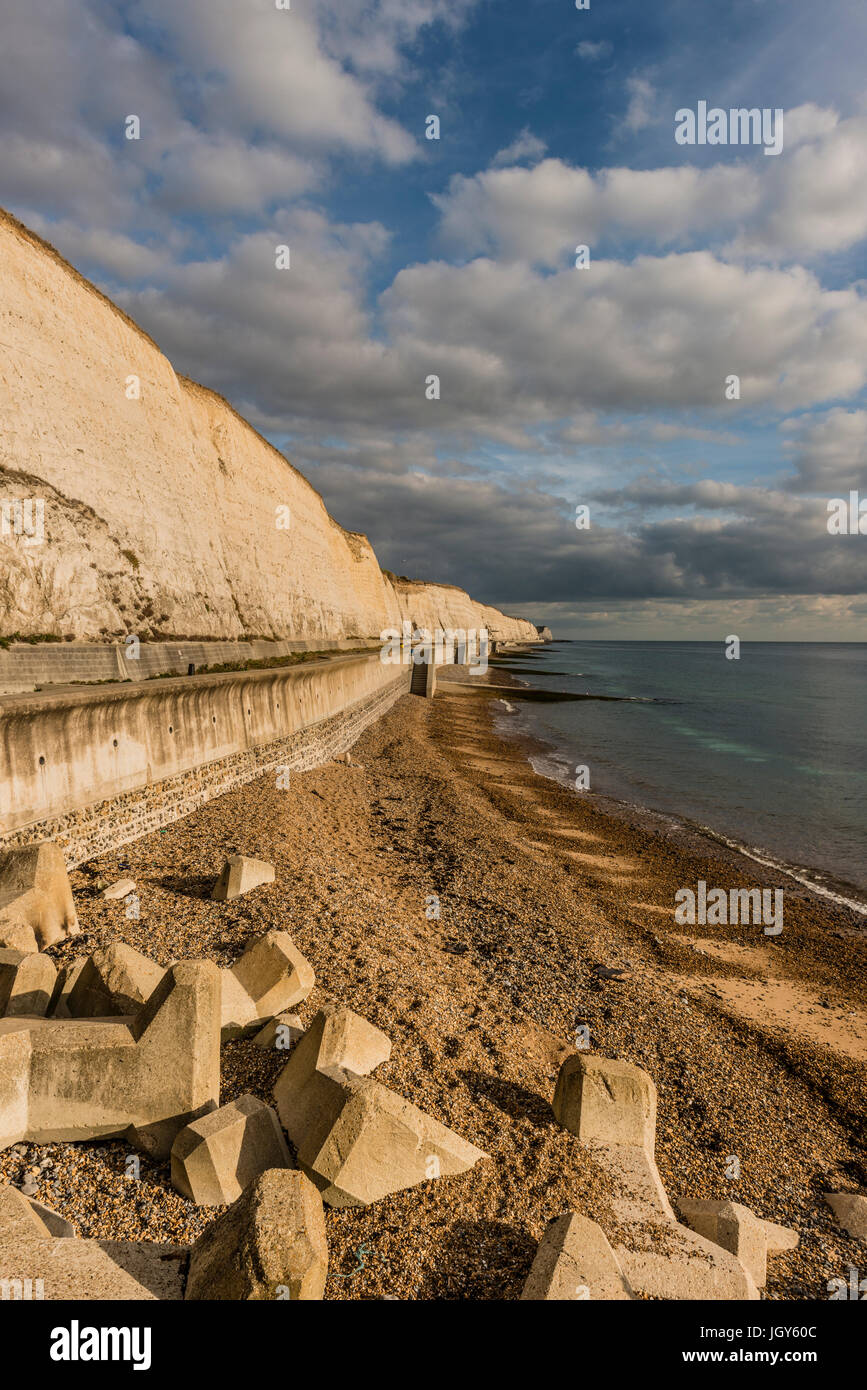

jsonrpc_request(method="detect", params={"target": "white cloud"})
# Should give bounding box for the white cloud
[0,0,430,238]
[575,40,613,62]
[155,133,321,214]
[435,159,754,263]
[623,76,657,132]
[781,408,867,491]
[492,128,547,167]
[108,227,867,449]
[434,108,867,264]
[129,0,420,162]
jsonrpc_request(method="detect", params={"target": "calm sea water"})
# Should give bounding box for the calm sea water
[494,641,867,907]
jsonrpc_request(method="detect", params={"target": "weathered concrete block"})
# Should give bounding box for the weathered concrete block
[221,930,314,1040]
[171,1095,292,1206]
[313,1004,391,1076]
[0,1183,187,1299]
[676,1198,797,1289]
[24,1193,76,1238]
[552,1057,759,1300]
[596,1138,676,1225]
[211,855,275,902]
[290,1074,488,1208]
[49,958,87,1017]
[823,1192,867,1241]
[274,1007,487,1207]
[0,920,38,953]
[0,960,221,1159]
[67,942,165,1018]
[0,842,79,949]
[761,1216,801,1255]
[185,1169,327,1300]
[521,1213,634,1300]
[616,1223,760,1300]
[252,1012,304,1050]
[553,1053,657,1149]
[103,878,136,900]
[0,949,57,1017]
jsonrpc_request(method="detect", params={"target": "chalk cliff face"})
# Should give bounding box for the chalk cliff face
[0,211,539,645]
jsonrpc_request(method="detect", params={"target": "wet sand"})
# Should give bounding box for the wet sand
[4,683,866,1299]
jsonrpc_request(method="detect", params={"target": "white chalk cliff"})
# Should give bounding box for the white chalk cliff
[0,210,539,645]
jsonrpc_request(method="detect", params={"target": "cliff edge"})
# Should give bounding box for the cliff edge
[0,210,539,646]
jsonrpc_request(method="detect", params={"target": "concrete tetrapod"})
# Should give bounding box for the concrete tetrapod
[66,942,165,1018]
[211,855,274,902]
[171,1095,292,1206]
[0,959,221,1158]
[823,1192,867,1241]
[0,1184,187,1300]
[185,1169,327,1300]
[221,930,314,1040]
[0,843,80,950]
[521,1213,635,1300]
[677,1198,799,1288]
[0,949,57,1017]
[49,958,87,1018]
[252,1012,304,1051]
[274,1005,486,1208]
[552,1052,759,1300]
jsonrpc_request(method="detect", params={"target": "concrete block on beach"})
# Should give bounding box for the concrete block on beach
[0,1183,187,1299]
[616,1222,759,1300]
[102,878,136,901]
[0,842,80,950]
[23,1193,76,1238]
[252,1012,304,1051]
[0,920,39,953]
[171,1094,292,1206]
[49,957,87,1018]
[677,1198,798,1289]
[823,1191,867,1241]
[184,1169,327,1300]
[551,1051,759,1299]
[67,942,165,1017]
[553,1053,657,1149]
[521,1213,634,1300]
[211,855,275,902]
[221,930,314,1040]
[0,949,57,1017]
[312,1003,392,1076]
[274,1006,486,1207]
[0,959,221,1159]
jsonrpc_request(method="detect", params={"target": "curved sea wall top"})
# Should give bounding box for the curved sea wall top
[0,210,539,647]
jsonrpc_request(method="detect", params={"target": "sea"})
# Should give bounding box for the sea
[492,641,867,913]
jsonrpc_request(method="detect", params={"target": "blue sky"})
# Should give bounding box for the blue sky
[2,0,867,637]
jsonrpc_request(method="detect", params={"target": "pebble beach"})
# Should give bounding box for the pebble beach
[4,680,865,1300]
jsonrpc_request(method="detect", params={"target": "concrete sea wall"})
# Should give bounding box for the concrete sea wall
[0,637,380,694]
[0,653,409,866]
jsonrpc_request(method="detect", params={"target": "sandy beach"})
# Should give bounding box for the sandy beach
[4,679,865,1300]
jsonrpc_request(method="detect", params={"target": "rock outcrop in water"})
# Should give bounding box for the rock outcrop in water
[0,210,538,646]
